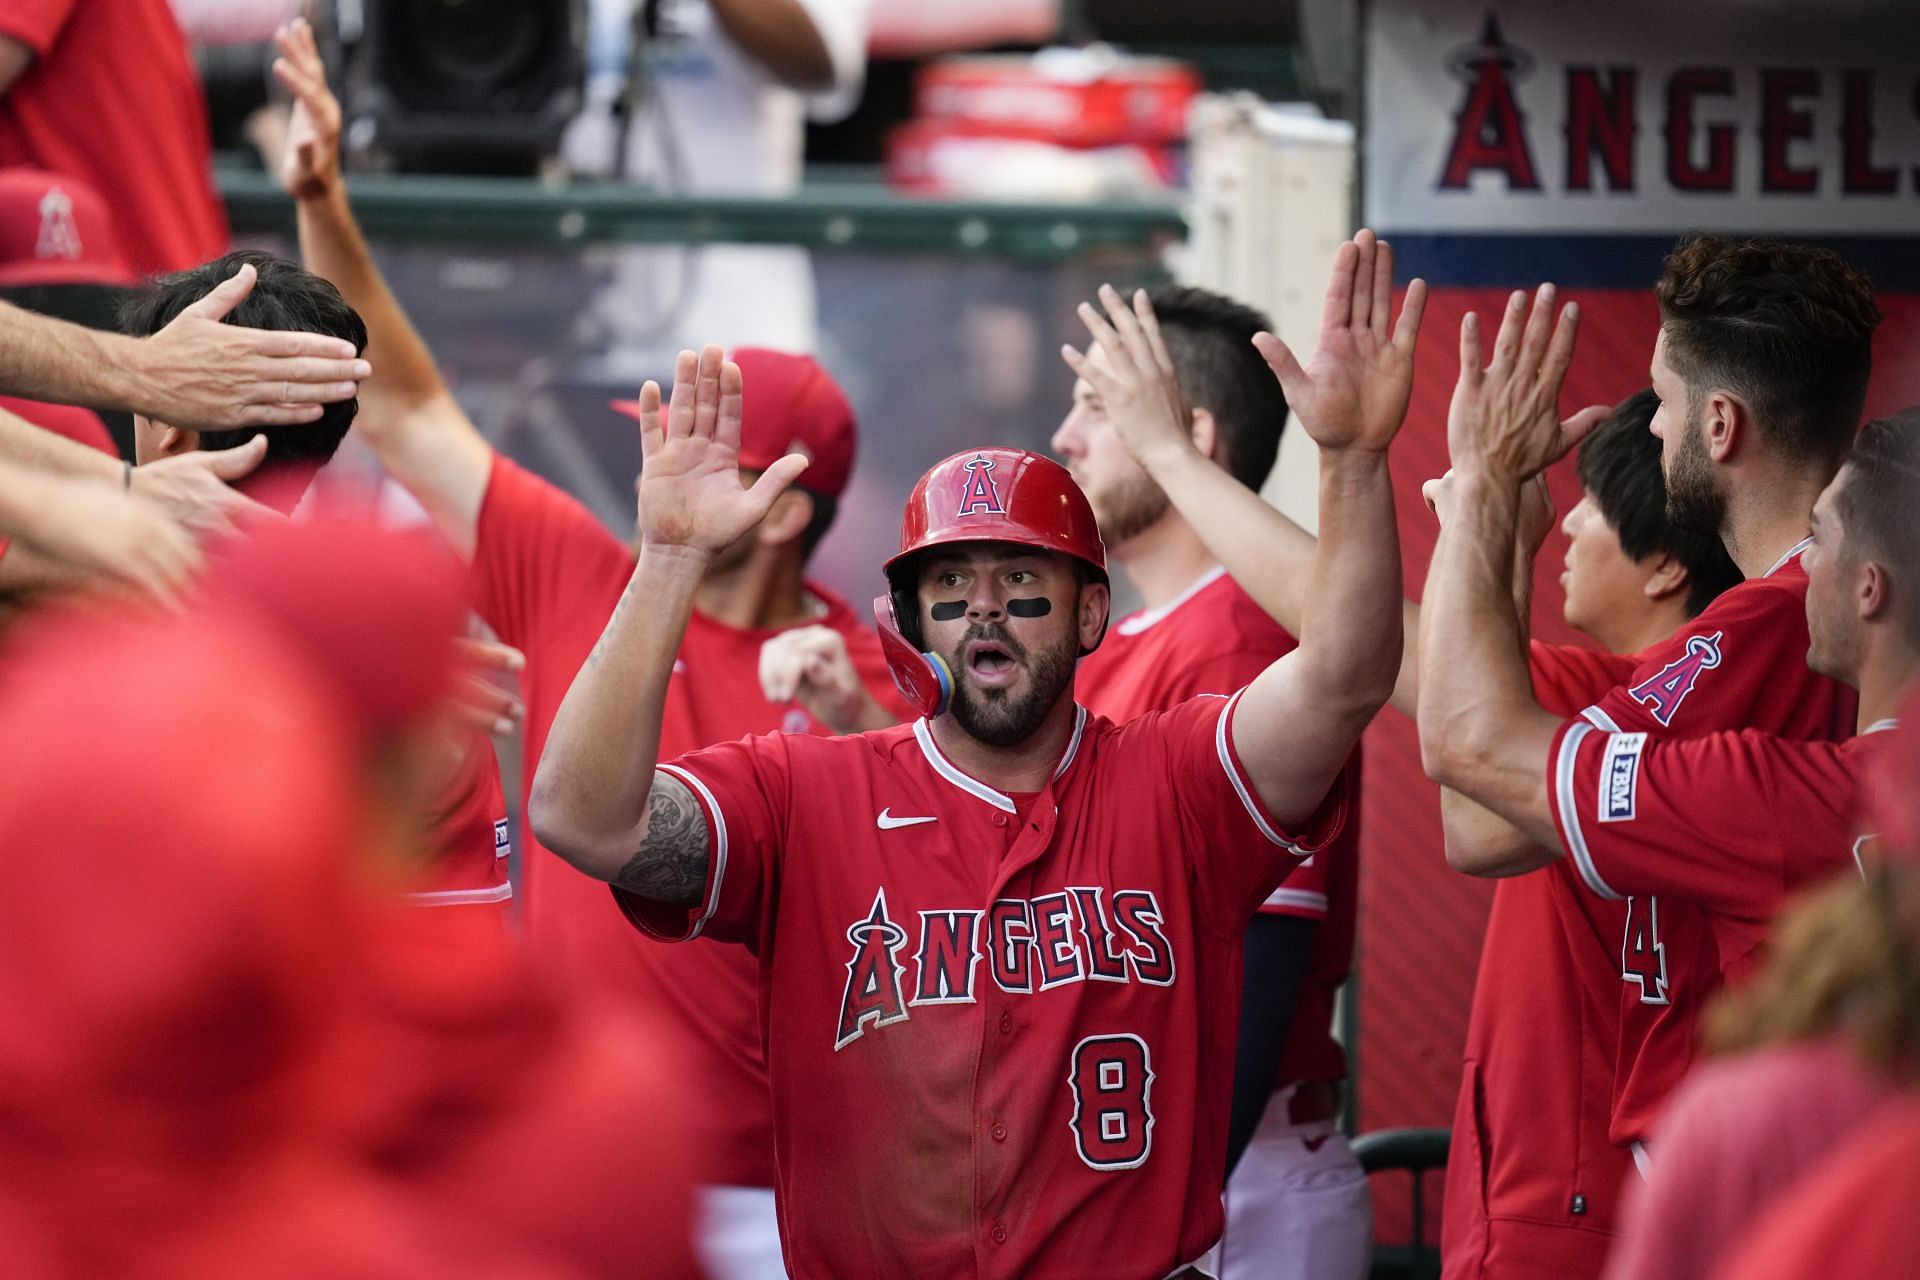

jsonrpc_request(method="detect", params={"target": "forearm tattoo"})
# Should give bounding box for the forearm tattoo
[616,773,710,907]
[584,575,643,670]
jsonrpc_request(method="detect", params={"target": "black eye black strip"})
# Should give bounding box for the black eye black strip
[1006,598,1052,617]
[929,600,967,621]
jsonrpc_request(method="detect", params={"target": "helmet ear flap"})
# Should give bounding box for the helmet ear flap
[873,579,952,720]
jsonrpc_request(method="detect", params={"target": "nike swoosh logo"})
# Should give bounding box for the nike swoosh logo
[877,809,938,830]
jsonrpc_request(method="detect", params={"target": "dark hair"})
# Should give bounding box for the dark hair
[1577,388,1744,617]
[1655,236,1880,467]
[1834,407,1920,650]
[1145,285,1289,490]
[119,249,367,471]
[795,488,837,558]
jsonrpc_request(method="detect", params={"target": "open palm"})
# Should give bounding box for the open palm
[634,346,809,557]
[271,18,341,202]
[1254,230,1426,454]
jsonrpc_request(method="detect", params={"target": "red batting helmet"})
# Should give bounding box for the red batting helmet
[875,448,1108,718]
[885,447,1106,584]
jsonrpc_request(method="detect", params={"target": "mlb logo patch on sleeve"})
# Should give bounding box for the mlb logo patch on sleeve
[494,818,512,859]
[1599,733,1647,823]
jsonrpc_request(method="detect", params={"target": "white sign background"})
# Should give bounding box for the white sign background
[1366,0,1920,235]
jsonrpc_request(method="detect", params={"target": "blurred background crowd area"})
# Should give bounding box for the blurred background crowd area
[130,0,1353,621]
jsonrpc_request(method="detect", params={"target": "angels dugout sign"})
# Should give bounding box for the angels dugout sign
[1366,1,1920,238]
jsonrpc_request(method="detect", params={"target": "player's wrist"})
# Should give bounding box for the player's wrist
[638,539,714,579]
[91,329,154,413]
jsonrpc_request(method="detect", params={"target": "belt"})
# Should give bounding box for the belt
[1286,1078,1342,1126]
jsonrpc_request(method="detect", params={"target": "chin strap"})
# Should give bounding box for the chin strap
[873,594,953,719]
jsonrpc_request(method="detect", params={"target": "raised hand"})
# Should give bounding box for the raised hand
[634,346,809,559]
[132,263,371,430]
[760,625,869,733]
[1252,229,1427,455]
[1060,284,1196,466]
[272,18,342,202]
[1448,285,1610,483]
[450,638,527,738]
[129,436,281,539]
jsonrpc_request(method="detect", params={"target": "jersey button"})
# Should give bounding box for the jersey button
[999,1011,1013,1034]
[991,1123,1008,1142]
[992,813,1008,827]
[991,1223,1008,1244]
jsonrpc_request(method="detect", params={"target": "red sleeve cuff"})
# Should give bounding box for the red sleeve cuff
[1257,885,1331,918]
[1548,717,1628,901]
[1217,688,1350,858]
[609,764,728,942]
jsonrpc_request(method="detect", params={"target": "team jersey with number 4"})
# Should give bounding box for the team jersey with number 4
[616,694,1348,1279]
[1568,543,1854,1143]
[1549,720,1892,978]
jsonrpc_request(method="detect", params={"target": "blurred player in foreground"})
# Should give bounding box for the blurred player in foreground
[0,518,700,1278]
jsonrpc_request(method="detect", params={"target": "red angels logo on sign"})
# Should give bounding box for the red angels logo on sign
[956,454,1006,517]
[1438,15,1541,192]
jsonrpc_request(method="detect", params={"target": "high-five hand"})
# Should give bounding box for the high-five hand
[1448,285,1610,484]
[1252,229,1427,455]
[634,346,809,559]
[1060,284,1196,466]
[272,18,342,202]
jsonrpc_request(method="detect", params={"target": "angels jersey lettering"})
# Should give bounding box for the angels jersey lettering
[614,694,1347,1279]
[835,885,1179,1049]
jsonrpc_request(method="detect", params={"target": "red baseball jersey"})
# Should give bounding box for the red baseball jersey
[408,728,514,911]
[469,454,905,1187]
[1549,721,1890,977]
[1442,640,1644,1280]
[615,694,1348,1279]
[1075,565,1357,1086]
[0,0,229,275]
[1567,542,1855,1143]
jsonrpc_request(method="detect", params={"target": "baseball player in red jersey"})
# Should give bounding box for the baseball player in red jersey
[532,246,1414,1278]
[1057,277,1388,1280]
[1418,239,1880,1163]
[1052,250,1729,1273]
[1415,393,1744,1280]
[1547,411,1918,968]
[272,22,904,1273]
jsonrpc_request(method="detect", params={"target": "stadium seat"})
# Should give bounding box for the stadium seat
[1353,1127,1450,1280]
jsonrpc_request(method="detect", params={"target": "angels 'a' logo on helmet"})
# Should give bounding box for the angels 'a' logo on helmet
[956,455,1005,517]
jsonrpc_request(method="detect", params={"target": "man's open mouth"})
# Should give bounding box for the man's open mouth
[965,639,1020,683]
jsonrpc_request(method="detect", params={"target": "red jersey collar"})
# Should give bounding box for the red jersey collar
[1763,536,1814,579]
[1115,564,1229,637]
[911,704,1089,813]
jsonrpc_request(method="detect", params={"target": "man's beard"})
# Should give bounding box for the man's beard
[946,622,1078,748]
[1664,400,1727,537]
[1091,469,1171,547]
